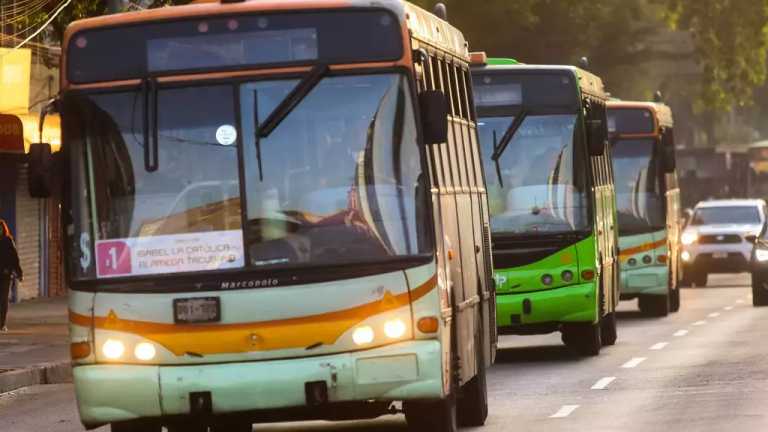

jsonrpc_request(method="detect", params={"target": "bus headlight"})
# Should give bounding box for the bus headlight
[681,251,692,262]
[102,339,125,360]
[134,342,157,361]
[756,249,768,262]
[352,326,375,345]
[681,232,698,245]
[384,319,407,339]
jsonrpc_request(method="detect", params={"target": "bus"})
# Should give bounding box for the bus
[29,1,496,431]
[470,54,619,356]
[607,101,681,316]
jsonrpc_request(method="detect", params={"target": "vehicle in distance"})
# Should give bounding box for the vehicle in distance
[607,100,682,316]
[681,199,767,287]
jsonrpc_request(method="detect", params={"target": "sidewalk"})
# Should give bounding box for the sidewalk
[0,297,71,393]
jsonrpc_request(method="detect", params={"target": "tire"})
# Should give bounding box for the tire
[166,423,209,432]
[600,312,618,346]
[405,395,458,432]
[111,420,162,432]
[638,294,670,317]
[693,272,708,287]
[211,421,252,432]
[670,287,681,312]
[752,274,768,306]
[457,335,488,427]
[562,322,601,356]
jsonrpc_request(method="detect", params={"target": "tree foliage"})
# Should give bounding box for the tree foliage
[659,0,768,113]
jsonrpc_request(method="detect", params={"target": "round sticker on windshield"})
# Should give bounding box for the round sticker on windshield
[216,125,237,146]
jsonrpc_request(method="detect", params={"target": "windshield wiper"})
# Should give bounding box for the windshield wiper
[490,110,528,186]
[257,63,329,138]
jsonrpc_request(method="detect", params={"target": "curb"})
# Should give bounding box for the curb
[0,361,72,394]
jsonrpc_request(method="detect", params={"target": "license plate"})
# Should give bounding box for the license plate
[712,252,728,259]
[173,297,221,324]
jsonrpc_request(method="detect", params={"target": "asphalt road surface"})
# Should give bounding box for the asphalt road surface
[2,274,765,432]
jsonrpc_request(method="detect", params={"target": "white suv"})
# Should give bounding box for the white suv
[680,199,767,286]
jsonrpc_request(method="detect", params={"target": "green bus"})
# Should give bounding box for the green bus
[607,101,681,316]
[470,54,619,356]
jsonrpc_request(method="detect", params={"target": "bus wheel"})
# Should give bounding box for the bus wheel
[670,288,681,312]
[211,420,252,432]
[405,395,458,432]
[166,422,209,432]
[600,313,618,346]
[111,420,162,432]
[457,333,488,426]
[562,322,601,356]
[639,294,670,317]
[752,274,768,306]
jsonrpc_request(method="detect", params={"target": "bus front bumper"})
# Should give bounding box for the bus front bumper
[619,265,669,298]
[74,340,443,428]
[496,282,598,332]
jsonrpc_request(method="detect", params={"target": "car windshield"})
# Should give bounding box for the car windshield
[63,72,430,281]
[691,206,761,225]
[477,114,589,235]
[612,138,665,234]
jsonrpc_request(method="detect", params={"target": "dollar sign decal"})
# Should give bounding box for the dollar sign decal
[80,232,92,271]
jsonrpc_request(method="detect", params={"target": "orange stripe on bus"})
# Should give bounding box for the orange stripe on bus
[69,275,436,356]
[619,239,667,259]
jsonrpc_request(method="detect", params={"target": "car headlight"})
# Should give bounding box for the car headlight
[756,249,768,262]
[681,232,698,245]
[102,339,125,360]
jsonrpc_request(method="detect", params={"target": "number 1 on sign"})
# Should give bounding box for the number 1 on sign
[108,247,118,270]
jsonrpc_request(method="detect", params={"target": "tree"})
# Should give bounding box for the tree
[658,0,768,113]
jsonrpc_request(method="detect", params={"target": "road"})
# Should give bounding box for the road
[2,274,765,432]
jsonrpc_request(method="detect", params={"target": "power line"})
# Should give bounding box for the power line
[1,0,71,57]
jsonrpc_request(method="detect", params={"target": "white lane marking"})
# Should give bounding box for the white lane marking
[708,312,721,318]
[550,405,580,418]
[737,299,745,304]
[674,329,689,337]
[621,357,647,368]
[693,320,707,326]
[650,342,669,351]
[724,306,734,311]
[591,376,616,390]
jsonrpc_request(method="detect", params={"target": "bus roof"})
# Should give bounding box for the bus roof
[607,100,673,128]
[64,0,469,62]
[472,63,607,100]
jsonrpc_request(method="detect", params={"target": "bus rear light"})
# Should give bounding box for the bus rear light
[581,270,595,281]
[448,249,455,261]
[657,254,668,264]
[642,255,653,264]
[628,258,638,266]
[417,316,439,334]
[70,342,91,360]
[541,274,554,286]
[561,270,574,282]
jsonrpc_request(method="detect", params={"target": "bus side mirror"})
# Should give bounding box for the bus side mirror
[28,143,53,198]
[419,90,449,145]
[587,120,606,156]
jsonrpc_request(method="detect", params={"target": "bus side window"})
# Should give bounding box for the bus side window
[457,67,477,189]
[448,62,470,189]
[435,56,460,191]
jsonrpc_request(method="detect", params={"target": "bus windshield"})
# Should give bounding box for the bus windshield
[477,114,589,235]
[612,138,665,234]
[64,72,430,281]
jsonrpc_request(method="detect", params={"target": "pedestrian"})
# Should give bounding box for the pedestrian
[0,219,22,332]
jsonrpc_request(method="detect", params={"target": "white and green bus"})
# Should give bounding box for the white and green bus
[28,1,495,431]
[607,101,681,315]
